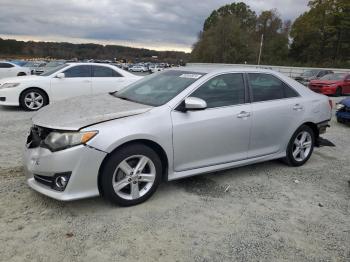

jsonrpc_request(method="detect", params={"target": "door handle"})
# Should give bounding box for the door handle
[293,104,304,111]
[237,111,251,118]
[83,80,91,83]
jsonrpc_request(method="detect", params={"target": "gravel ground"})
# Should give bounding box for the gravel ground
[0,97,349,262]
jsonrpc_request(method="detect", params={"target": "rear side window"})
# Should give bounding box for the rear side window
[92,66,122,77]
[191,73,245,108]
[248,73,298,102]
[64,65,91,78]
[0,63,14,68]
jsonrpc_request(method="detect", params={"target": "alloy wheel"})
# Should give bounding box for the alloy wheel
[292,131,312,162]
[112,155,156,200]
[24,91,44,110]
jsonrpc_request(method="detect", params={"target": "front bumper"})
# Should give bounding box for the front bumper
[0,88,20,106]
[23,144,107,201]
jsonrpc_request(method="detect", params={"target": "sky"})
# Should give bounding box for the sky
[0,0,309,52]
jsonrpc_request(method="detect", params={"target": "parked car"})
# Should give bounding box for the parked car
[150,65,165,73]
[129,65,148,72]
[0,63,141,110]
[336,98,350,123]
[34,60,66,75]
[0,61,31,78]
[295,69,333,86]
[309,73,350,96]
[23,67,332,206]
[23,61,47,75]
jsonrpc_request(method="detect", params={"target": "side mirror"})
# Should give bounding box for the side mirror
[56,73,65,79]
[184,97,207,111]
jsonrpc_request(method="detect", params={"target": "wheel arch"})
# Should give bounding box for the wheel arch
[97,139,169,196]
[19,87,50,105]
[300,121,319,142]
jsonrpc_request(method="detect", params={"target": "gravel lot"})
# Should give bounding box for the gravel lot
[0,96,349,262]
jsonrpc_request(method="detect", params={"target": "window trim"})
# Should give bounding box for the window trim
[175,72,249,111]
[246,72,300,104]
[0,62,15,68]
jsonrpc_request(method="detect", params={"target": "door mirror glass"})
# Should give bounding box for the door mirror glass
[184,97,207,110]
[56,72,65,79]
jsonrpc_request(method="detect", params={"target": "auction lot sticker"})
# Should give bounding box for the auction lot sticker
[179,74,202,79]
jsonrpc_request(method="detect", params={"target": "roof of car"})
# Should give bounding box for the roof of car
[173,65,278,75]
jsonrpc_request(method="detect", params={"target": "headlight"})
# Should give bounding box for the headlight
[44,131,98,151]
[0,83,20,89]
[336,103,345,110]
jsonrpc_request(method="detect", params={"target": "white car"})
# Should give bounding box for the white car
[0,61,31,79]
[129,65,148,72]
[0,63,141,110]
[150,66,165,73]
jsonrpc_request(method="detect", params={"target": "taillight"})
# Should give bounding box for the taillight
[329,99,333,109]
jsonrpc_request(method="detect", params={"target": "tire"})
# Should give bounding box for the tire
[335,87,342,97]
[19,88,48,111]
[101,143,162,206]
[283,125,315,167]
[17,72,27,76]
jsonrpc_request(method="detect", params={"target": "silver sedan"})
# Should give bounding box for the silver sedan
[23,67,332,206]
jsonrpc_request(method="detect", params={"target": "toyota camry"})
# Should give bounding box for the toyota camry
[23,67,332,206]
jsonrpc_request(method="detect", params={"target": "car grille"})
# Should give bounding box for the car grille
[26,126,52,149]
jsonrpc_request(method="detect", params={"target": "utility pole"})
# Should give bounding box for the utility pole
[257,34,264,65]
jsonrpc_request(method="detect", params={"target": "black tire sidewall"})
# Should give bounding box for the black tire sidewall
[285,125,315,166]
[20,88,48,111]
[101,143,162,206]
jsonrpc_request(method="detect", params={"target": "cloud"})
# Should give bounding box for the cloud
[0,0,309,51]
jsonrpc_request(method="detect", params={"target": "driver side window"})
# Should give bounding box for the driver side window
[190,73,245,108]
[63,65,91,78]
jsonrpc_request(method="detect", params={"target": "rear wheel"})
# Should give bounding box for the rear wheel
[283,125,315,166]
[19,88,48,111]
[101,143,162,206]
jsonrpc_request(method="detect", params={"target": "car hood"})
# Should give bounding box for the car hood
[310,80,339,85]
[340,98,350,107]
[0,75,43,84]
[32,94,153,131]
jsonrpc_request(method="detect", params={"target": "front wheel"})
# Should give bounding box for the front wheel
[100,143,162,206]
[283,125,315,166]
[19,88,48,111]
[335,87,342,97]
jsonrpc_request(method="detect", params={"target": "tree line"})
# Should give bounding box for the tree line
[0,38,189,63]
[191,0,350,68]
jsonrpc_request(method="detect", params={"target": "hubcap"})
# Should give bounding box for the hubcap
[112,155,156,200]
[24,92,44,110]
[292,131,312,162]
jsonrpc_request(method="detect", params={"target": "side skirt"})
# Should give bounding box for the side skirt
[168,152,286,181]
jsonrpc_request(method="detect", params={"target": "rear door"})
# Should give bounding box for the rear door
[91,65,127,94]
[247,73,301,158]
[50,65,92,101]
[171,73,251,171]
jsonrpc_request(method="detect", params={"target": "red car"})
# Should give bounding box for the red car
[309,73,350,96]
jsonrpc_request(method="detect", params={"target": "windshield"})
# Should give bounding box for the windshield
[320,73,346,80]
[41,64,69,76]
[114,70,205,106]
[301,70,319,77]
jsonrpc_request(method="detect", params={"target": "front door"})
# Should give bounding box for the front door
[171,73,251,171]
[50,65,92,101]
